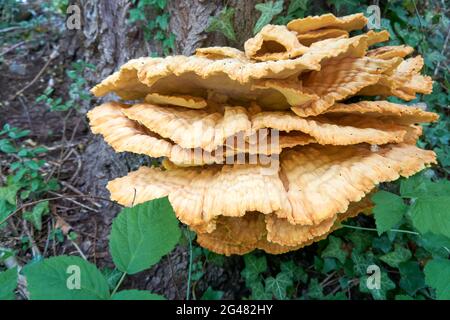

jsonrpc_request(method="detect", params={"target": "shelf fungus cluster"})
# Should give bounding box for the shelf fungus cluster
[88,13,438,255]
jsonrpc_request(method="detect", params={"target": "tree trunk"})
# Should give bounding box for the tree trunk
[65,0,261,298]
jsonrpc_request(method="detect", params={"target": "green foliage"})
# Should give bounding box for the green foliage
[275,0,309,24]
[206,7,236,41]
[424,259,450,300]
[253,0,284,34]
[0,267,18,300]
[109,197,180,274]
[112,290,165,300]
[0,198,181,300]
[23,256,111,300]
[321,235,347,263]
[128,0,175,55]
[373,191,408,235]
[0,124,59,229]
[36,60,94,112]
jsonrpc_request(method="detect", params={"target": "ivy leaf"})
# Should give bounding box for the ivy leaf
[265,272,293,300]
[241,254,267,283]
[23,201,49,231]
[201,287,224,300]
[346,231,373,253]
[321,236,347,263]
[0,200,15,229]
[424,259,450,300]
[399,261,425,296]
[351,251,376,276]
[109,197,181,275]
[410,196,450,238]
[307,278,324,299]
[360,271,396,300]
[206,7,236,41]
[253,0,284,34]
[372,191,407,235]
[23,256,110,300]
[112,290,165,300]
[280,260,308,283]
[0,267,18,300]
[379,245,412,268]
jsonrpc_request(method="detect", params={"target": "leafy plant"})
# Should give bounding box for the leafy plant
[253,0,284,34]
[36,60,94,112]
[206,7,236,41]
[1,197,180,300]
[128,0,175,55]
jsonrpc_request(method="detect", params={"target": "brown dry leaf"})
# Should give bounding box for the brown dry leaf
[279,143,436,225]
[252,110,408,145]
[195,47,248,61]
[122,103,251,152]
[244,24,308,61]
[367,45,414,60]
[297,28,349,46]
[291,56,401,116]
[324,100,439,124]
[287,13,367,34]
[144,93,207,109]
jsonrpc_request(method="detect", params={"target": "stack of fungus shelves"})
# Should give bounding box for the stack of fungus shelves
[88,13,438,256]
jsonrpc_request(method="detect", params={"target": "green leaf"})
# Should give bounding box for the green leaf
[0,267,18,300]
[424,258,450,300]
[241,254,267,283]
[321,236,347,263]
[379,245,412,268]
[101,268,123,291]
[112,290,165,300]
[201,287,224,300]
[410,196,450,238]
[307,278,324,299]
[109,197,180,275]
[265,272,293,300]
[395,294,414,300]
[372,191,407,235]
[399,261,425,296]
[360,271,396,300]
[346,231,373,253]
[249,281,272,300]
[206,7,236,41]
[23,256,110,300]
[253,0,284,34]
[23,201,49,231]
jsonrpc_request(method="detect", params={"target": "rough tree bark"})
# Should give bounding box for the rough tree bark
[63,0,262,298]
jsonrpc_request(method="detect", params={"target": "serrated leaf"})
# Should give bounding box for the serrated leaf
[253,0,284,34]
[400,175,450,198]
[112,290,165,300]
[0,267,18,300]
[399,261,425,295]
[321,236,347,263]
[373,191,407,235]
[424,258,450,300]
[109,197,180,275]
[410,196,450,238]
[379,245,412,268]
[23,201,49,231]
[23,256,110,300]
[206,7,236,41]
[360,270,395,300]
[419,233,450,258]
[266,272,293,300]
